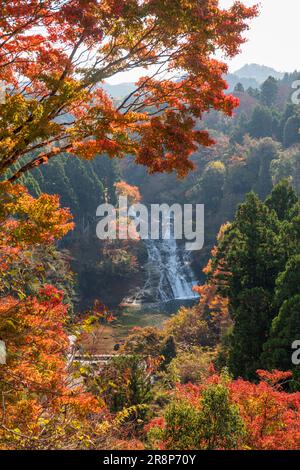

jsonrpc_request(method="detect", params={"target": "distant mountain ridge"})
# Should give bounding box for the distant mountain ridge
[103,64,286,99]
[226,74,260,92]
[234,64,284,83]
[102,82,136,100]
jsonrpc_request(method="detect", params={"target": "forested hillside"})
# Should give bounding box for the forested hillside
[7,156,149,307]
[1,0,300,454]
[119,70,300,273]
[18,69,300,308]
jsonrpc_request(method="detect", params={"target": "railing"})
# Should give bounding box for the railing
[69,353,129,365]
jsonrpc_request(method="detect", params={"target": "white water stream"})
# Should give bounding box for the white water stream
[142,235,199,302]
[124,215,199,305]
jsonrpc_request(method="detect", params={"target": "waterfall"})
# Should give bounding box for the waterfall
[121,210,199,306]
[125,214,199,305]
[142,236,199,302]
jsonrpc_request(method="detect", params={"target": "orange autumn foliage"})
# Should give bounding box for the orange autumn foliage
[0,1,257,181]
[115,181,142,205]
[0,287,105,449]
[229,370,300,450]
[148,369,300,450]
[193,224,232,341]
[0,182,74,247]
[0,183,109,449]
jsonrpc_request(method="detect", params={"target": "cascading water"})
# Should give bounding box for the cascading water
[143,236,199,302]
[125,215,199,305]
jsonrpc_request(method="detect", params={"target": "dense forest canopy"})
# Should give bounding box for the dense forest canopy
[1,0,300,454]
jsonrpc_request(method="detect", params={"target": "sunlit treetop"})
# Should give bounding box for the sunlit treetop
[0,0,257,180]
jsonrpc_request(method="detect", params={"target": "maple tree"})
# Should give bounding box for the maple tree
[0,182,112,449]
[0,181,74,295]
[115,180,141,205]
[0,287,107,449]
[230,370,300,449]
[147,369,300,450]
[192,224,231,343]
[97,180,141,275]
[0,0,257,181]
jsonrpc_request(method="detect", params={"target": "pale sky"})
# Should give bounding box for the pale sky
[107,0,300,84]
[220,0,300,73]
